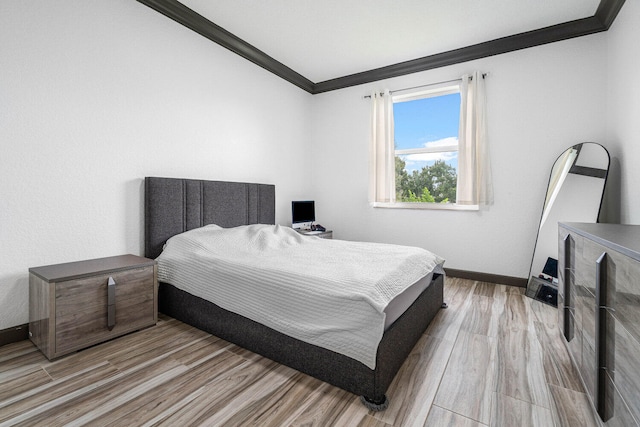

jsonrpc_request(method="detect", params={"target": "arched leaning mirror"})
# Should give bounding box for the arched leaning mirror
[526,142,610,306]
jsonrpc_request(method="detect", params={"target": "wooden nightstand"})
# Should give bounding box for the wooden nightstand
[29,254,157,360]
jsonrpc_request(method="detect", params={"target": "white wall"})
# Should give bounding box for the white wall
[605,0,640,224]
[310,34,608,278]
[2,1,635,332]
[0,0,312,330]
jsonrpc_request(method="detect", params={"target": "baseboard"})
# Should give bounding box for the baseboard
[0,324,29,347]
[444,268,528,288]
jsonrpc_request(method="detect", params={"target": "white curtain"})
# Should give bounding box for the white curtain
[369,89,395,203]
[457,71,493,205]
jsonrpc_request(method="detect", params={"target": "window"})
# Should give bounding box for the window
[393,86,460,204]
[369,71,492,210]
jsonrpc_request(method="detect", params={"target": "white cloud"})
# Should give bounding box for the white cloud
[422,136,458,149]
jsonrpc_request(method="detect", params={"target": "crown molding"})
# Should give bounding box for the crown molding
[136,0,626,95]
[313,16,604,93]
[595,0,626,29]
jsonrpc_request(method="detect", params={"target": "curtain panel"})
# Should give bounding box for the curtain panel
[368,90,396,204]
[457,71,493,206]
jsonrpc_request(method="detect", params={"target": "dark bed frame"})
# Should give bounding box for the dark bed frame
[144,176,444,410]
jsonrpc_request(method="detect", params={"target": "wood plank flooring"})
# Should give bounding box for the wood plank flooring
[0,278,600,426]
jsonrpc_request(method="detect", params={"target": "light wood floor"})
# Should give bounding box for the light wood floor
[0,278,600,426]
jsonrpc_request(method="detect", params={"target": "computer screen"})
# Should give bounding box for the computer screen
[291,201,315,229]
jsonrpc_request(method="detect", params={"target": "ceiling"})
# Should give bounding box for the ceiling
[138,0,624,93]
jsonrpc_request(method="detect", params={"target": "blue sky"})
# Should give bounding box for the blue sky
[393,93,461,174]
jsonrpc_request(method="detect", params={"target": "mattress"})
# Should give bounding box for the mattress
[384,272,434,329]
[156,224,444,368]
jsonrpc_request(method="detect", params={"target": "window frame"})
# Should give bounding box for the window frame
[378,84,478,211]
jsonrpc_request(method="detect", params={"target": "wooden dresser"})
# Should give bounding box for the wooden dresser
[559,223,640,426]
[29,254,157,360]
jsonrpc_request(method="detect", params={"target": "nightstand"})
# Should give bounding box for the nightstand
[295,229,333,239]
[29,254,157,359]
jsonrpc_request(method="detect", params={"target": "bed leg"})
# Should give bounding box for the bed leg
[359,395,389,411]
[441,302,448,309]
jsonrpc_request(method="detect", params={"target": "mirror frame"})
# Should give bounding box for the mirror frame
[526,142,610,305]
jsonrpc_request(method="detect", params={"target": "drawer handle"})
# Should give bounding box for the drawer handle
[595,252,610,421]
[107,276,116,331]
[563,234,573,341]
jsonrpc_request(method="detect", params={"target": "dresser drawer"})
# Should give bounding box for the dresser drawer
[558,290,566,337]
[605,310,640,423]
[598,248,640,343]
[604,372,638,426]
[579,284,597,401]
[566,311,581,369]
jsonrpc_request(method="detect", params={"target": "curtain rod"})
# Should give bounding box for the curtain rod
[363,73,486,99]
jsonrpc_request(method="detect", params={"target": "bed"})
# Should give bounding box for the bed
[144,176,445,410]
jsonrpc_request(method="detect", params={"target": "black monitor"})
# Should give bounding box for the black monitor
[291,201,315,229]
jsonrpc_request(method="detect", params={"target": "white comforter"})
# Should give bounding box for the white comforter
[156,224,444,369]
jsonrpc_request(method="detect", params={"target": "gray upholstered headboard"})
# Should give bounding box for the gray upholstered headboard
[144,177,276,259]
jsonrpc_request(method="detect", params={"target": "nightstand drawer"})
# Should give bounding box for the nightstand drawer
[55,265,155,355]
[29,254,157,360]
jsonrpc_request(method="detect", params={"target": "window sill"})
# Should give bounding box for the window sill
[372,202,479,211]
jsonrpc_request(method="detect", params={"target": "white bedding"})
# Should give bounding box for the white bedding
[156,224,444,369]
